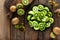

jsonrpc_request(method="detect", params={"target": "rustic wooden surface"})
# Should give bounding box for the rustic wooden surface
[2,0,60,40]
[0,0,10,40]
[53,0,60,40]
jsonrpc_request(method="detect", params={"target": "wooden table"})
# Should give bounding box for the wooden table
[0,0,10,40]
[0,0,60,40]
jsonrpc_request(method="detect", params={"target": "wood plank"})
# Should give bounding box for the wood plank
[53,0,60,40]
[53,9,57,40]
[25,0,39,40]
[10,14,25,39]
[11,25,17,40]
[11,16,25,40]
[15,16,25,40]
[5,0,25,40]
[0,0,10,40]
[39,0,53,40]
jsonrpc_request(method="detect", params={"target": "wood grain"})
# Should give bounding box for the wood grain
[4,0,60,40]
[53,0,60,40]
[0,0,10,40]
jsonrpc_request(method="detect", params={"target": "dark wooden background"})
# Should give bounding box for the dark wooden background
[3,0,60,40]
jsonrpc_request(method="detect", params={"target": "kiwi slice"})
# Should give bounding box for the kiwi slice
[17,9,25,15]
[22,0,29,6]
[16,3,24,9]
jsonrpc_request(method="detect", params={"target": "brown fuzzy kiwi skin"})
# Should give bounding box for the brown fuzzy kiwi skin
[10,5,16,12]
[50,32,56,38]
[53,27,60,35]
[11,17,19,25]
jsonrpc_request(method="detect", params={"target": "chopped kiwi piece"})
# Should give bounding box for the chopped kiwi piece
[39,22,45,31]
[38,5,44,10]
[28,21,33,27]
[45,22,51,28]
[44,7,49,11]
[42,16,49,22]
[49,18,54,23]
[47,12,52,17]
[32,6,39,13]
[27,15,31,21]
[28,11,35,15]
[15,25,20,29]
